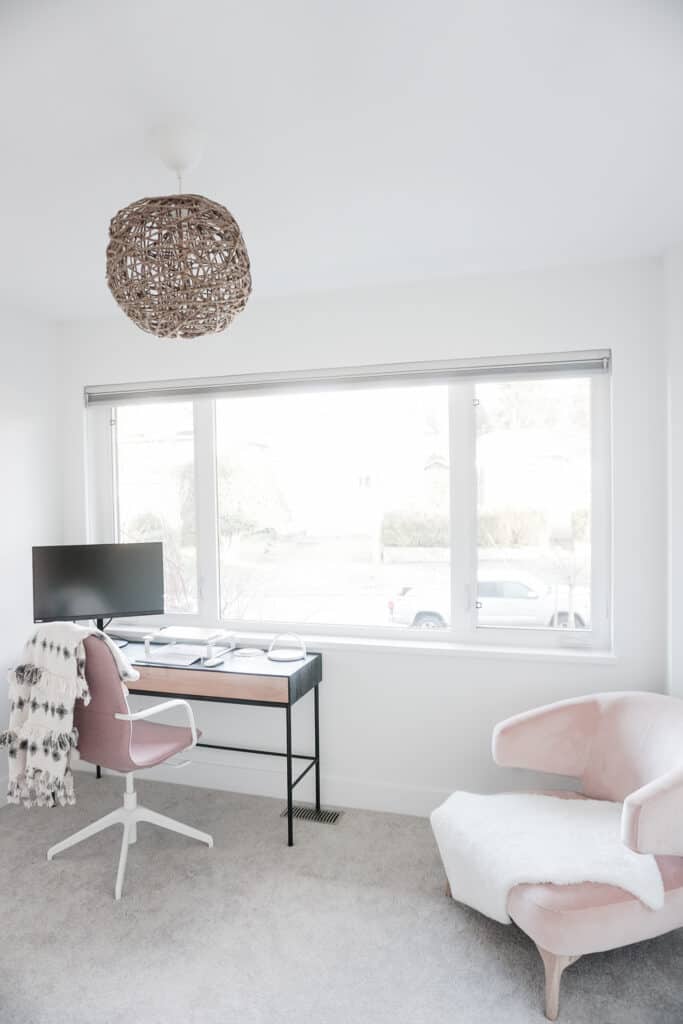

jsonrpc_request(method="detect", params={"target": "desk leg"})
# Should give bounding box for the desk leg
[96,765,101,780]
[286,705,293,847]
[314,683,321,813]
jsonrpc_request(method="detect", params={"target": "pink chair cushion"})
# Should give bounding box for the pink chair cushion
[508,857,683,957]
[129,721,200,769]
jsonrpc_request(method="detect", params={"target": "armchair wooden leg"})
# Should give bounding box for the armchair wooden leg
[537,946,581,1021]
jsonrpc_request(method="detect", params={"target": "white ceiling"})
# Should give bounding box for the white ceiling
[1,0,682,319]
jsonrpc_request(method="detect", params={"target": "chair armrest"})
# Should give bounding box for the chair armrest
[492,695,602,777]
[115,699,198,748]
[622,766,683,856]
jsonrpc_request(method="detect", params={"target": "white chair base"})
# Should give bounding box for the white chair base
[47,772,213,900]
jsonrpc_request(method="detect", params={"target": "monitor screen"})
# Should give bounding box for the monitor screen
[32,543,164,622]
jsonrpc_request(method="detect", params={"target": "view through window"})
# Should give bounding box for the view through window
[475,378,592,631]
[114,402,198,614]
[215,386,450,627]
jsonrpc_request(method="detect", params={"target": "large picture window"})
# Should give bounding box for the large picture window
[87,353,611,649]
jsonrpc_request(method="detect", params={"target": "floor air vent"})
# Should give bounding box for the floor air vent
[281,805,343,825]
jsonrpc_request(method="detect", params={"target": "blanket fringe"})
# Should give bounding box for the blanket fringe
[7,768,76,808]
[9,666,89,705]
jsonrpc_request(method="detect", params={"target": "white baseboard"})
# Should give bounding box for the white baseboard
[73,750,447,818]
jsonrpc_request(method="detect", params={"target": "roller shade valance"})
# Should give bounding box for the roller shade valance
[84,350,611,407]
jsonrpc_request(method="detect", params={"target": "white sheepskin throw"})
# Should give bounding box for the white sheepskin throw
[430,792,664,925]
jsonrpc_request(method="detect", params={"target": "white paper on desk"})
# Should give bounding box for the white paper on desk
[134,644,232,666]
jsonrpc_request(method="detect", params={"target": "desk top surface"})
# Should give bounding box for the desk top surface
[124,641,320,680]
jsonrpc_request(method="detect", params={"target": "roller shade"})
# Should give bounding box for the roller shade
[84,349,611,407]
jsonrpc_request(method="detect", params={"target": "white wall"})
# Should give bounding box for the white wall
[0,312,63,786]
[56,258,668,814]
[665,247,683,698]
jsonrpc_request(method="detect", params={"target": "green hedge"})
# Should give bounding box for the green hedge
[381,511,449,548]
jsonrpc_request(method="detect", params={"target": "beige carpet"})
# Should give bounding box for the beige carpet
[0,775,681,1023]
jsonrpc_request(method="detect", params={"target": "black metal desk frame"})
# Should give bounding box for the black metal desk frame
[96,646,323,847]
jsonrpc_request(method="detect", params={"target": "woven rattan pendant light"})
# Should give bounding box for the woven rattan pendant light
[106,126,251,339]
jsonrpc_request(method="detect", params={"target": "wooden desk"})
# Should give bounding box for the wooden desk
[114,643,323,846]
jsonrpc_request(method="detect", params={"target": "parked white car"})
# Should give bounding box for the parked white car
[389,570,589,630]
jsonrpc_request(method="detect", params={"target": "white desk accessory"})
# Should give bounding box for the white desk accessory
[107,624,162,643]
[267,634,307,662]
[135,644,208,668]
[232,647,264,658]
[203,635,236,664]
[136,645,201,667]
[202,642,230,668]
[154,626,227,645]
[144,635,153,658]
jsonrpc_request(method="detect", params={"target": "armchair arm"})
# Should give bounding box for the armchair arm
[622,766,683,856]
[492,695,602,778]
[115,699,198,749]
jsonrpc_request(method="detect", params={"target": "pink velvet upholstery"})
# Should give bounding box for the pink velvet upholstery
[509,849,683,956]
[74,636,196,772]
[492,692,683,957]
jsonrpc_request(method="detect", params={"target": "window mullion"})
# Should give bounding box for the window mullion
[193,399,220,624]
[449,383,477,641]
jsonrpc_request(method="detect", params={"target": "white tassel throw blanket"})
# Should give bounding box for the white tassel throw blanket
[431,792,665,925]
[1,622,138,807]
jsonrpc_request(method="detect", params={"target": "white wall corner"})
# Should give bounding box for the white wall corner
[663,246,683,698]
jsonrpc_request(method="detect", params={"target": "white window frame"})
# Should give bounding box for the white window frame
[85,356,612,651]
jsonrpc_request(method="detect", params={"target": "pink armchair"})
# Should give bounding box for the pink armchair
[490,691,683,1019]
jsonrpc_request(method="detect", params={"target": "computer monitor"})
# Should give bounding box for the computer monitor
[32,542,164,628]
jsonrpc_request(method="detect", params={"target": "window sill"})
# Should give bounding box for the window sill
[227,629,616,665]
[115,618,615,665]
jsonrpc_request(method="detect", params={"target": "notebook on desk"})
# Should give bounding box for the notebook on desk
[133,644,233,668]
[134,644,202,668]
